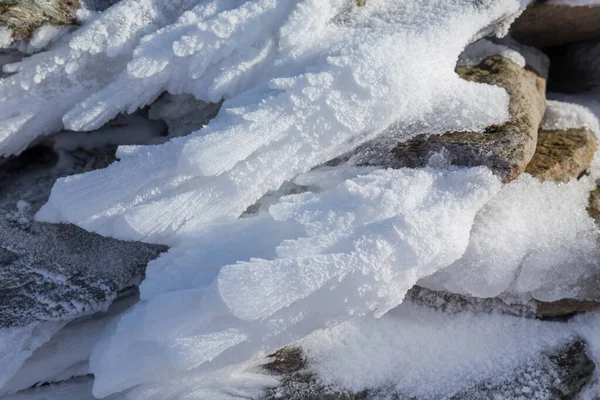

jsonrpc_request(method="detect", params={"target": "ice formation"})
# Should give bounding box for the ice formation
[89,166,501,397]
[1,0,599,398]
[35,0,519,245]
[420,174,600,299]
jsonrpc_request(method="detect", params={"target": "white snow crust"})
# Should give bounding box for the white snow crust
[2,0,600,399]
[35,0,518,245]
[89,166,501,397]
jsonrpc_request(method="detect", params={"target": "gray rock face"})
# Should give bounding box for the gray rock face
[0,146,166,328]
[511,2,600,49]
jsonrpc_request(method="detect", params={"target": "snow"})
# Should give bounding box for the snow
[420,174,600,300]
[89,166,501,398]
[541,100,600,135]
[36,0,518,245]
[2,0,599,399]
[458,39,526,68]
[0,322,67,392]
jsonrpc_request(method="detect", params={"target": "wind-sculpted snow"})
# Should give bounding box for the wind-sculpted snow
[89,166,501,398]
[420,174,600,300]
[36,0,520,244]
[0,0,200,156]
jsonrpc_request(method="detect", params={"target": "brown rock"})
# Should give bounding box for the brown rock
[0,0,80,41]
[537,298,600,319]
[525,128,597,183]
[511,2,600,49]
[588,184,600,223]
[389,56,546,183]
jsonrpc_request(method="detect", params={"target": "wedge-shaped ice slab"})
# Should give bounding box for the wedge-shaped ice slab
[37,0,520,244]
[89,167,501,397]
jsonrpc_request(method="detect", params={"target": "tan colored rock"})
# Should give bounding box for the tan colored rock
[0,0,79,41]
[536,298,600,319]
[511,2,600,49]
[588,184,600,223]
[389,56,546,183]
[525,128,597,183]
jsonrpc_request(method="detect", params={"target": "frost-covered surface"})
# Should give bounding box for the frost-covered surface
[295,303,600,399]
[458,39,526,68]
[88,166,500,398]
[420,174,600,301]
[0,146,165,394]
[0,291,137,396]
[541,100,600,134]
[36,0,519,245]
[3,0,600,399]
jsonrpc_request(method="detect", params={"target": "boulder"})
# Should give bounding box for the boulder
[386,56,546,183]
[0,0,79,41]
[510,2,600,49]
[525,128,597,183]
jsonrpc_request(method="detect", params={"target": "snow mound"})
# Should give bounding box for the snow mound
[89,166,501,398]
[35,0,519,245]
[420,174,600,300]
[542,100,600,135]
[300,303,575,399]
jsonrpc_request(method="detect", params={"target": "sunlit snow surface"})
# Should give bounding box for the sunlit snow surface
[35,0,518,244]
[0,0,598,398]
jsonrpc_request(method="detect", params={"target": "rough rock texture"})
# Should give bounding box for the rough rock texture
[0,0,79,40]
[589,184,600,223]
[0,146,166,328]
[525,128,597,183]
[262,341,595,400]
[385,56,546,183]
[537,299,600,319]
[510,2,600,49]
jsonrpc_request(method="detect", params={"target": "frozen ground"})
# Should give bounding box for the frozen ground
[0,0,600,399]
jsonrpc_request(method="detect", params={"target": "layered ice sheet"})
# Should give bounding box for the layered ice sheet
[36,0,520,245]
[89,166,501,398]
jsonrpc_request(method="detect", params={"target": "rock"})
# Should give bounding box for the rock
[546,38,600,94]
[525,128,597,183]
[510,2,600,49]
[588,184,600,223]
[537,298,600,319]
[148,94,223,138]
[385,56,546,183]
[0,0,79,41]
[0,146,166,328]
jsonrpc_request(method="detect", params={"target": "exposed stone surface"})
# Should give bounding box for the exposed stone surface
[263,340,595,400]
[589,184,600,223]
[510,2,600,49]
[0,146,166,328]
[537,299,600,319]
[0,0,79,40]
[382,56,546,183]
[525,128,597,183]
